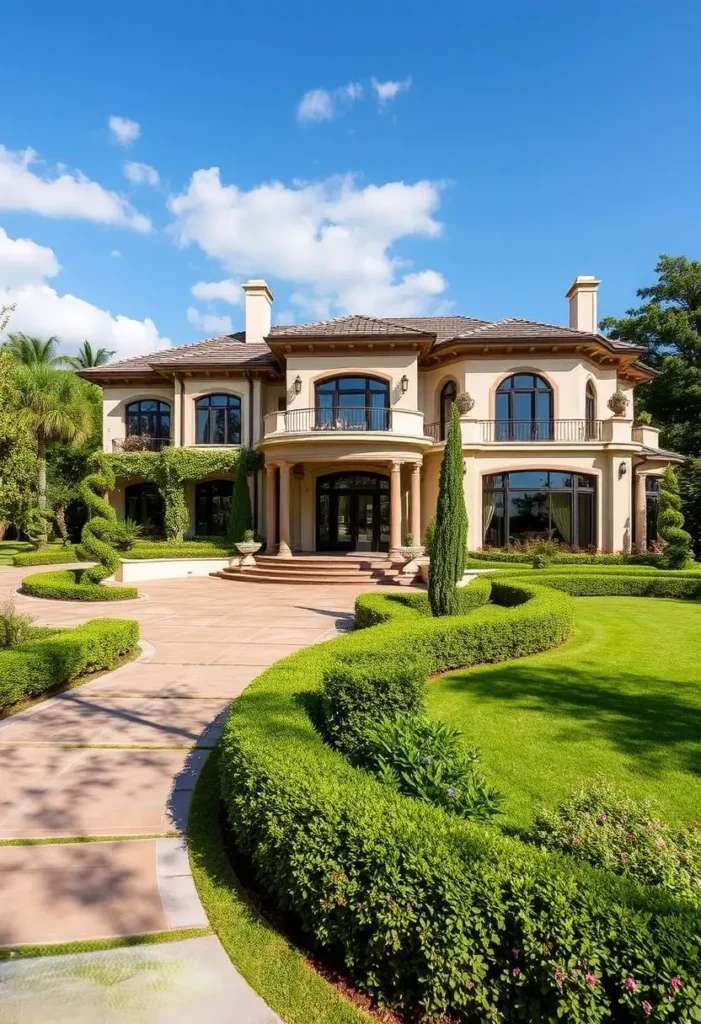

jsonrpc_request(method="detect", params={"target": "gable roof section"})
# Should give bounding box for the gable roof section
[268,314,431,338]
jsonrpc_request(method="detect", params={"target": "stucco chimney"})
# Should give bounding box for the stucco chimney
[242,279,274,345]
[566,275,601,334]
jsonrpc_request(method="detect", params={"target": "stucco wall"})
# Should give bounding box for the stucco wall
[285,353,420,412]
[103,385,175,452]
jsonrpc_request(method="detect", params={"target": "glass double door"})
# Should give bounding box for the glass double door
[316,473,390,551]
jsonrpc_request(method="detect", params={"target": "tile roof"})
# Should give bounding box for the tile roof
[80,335,277,375]
[268,314,431,338]
[639,444,685,462]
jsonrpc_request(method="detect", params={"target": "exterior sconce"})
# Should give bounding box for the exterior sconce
[619,461,628,478]
[293,375,302,395]
[400,374,409,394]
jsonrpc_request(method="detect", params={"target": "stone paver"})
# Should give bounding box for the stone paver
[0,566,374,1020]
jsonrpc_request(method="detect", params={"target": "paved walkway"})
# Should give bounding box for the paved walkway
[0,566,372,1022]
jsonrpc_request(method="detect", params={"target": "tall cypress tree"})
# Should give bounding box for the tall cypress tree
[428,402,468,616]
[658,465,692,568]
[227,452,253,543]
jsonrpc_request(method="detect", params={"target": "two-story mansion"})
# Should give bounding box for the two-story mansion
[81,277,682,557]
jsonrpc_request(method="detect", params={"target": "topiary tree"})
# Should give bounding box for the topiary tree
[77,454,121,584]
[658,465,692,568]
[227,452,253,543]
[428,403,468,616]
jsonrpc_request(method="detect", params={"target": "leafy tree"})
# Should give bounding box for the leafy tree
[62,341,115,369]
[0,353,36,540]
[13,366,93,548]
[428,403,468,617]
[658,465,692,568]
[2,333,66,367]
[227,458,253,542]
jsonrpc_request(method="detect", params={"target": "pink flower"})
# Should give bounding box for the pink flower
[670,977,682,990]
[555,968,565,982]
[642,1001,653,1016]
[586,973,597,987]
[625,977,638,992]
[655,838,666,849]
[598,813,607,823]
[511,947,520,957]
[512,967,520,978]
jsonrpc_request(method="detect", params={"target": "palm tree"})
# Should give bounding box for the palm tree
[62,341,115,369]
[13,366,93,548]
[2,333,65,367]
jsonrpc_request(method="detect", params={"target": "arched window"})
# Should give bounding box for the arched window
[196,394,241,445]
[195,479,234,536]
[495,373,553,440]
[315,375,390,431]
[125,400,171,444]
[124,483,164,536]
[483,471,596,549]
[439,380,457,440]
[585,381,596,438]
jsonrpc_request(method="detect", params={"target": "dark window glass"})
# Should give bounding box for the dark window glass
[439,380,457,441]
[314,376,390,431]
[509,471,549,488]
[195,480,234,536]
[195,395,241,445]
[482,471,596,549]
[124,483,164,536]
[125,400,171,439]
[577,491,595,548]
[550,472,573,488]
[577,474,595,489]
[483,489,505,547]
[495,374,553,439]
[646,477,660,494]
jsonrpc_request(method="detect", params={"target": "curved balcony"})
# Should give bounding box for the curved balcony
[112,436,173,453]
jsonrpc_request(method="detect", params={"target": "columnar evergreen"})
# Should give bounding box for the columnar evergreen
[658,465,692,568]
[428,402,468,616]
[227,460,253,542]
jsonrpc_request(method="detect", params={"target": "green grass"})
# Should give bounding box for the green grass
[0,540,34,566]
[428,596,701,829]
[188,751,371,1024]
[0,832,178,847]
[0,928,212,961]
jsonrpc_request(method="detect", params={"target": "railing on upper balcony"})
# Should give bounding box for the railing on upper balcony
[423,422,441,441]
[112,436,173,453]
[282,406,393,433]
[478,419,604,442]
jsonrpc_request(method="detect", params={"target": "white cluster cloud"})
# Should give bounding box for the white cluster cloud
[371,76,412,103]
[0,227,170,360]
[124,161,160,186]
[186,306,232,335]
[297,82,364,123]
[108,115,141,146]
[0,145,151,232]
[170,169,447,316]
[191,278,242,304]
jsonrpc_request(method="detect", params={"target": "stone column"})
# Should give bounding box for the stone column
[278,461,293,558]
[634,471,647,552]
[265,463,277,554]
[389,460,402,559]
[410,462,421,541]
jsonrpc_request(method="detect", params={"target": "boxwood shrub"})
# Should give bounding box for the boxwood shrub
[20,569,138,602]
[501,570,701,599]
[468,549,666,566]
[0,618,139,707]
[219,580,700,1019]
[126,542,234,560]
[13,547,79,567]
[354,575,491,629]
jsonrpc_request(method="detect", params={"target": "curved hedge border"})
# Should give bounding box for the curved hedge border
[499,570,701,599]
[12,547,79,567]
[0,618,139,708]
[21,569,138,602]
[468,549,666,566]
[219,579,701,1021]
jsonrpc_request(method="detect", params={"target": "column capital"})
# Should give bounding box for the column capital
[411,462,421,475]
[265,462,277,475]
[390,459,402,473]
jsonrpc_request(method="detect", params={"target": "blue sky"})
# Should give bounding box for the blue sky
[2,0,700,360]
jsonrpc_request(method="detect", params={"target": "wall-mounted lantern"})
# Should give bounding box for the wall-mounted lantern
[293,375,302,395]
[400,374,409,394]
[619,461,628,478]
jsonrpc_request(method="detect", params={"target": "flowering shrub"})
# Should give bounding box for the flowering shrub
[528,778,701,906]
[359,713,502,821]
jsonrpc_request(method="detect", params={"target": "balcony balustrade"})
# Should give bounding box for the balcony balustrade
[278,406,393,433]
[112,436,173,453]
[478,419,604,442]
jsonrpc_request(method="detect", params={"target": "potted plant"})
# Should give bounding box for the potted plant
[455,391,475,415]
[235,528,262,567]
[607,389,629,416]
[397,533,425,576]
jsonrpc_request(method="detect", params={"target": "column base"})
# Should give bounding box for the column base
[276,541,293,559]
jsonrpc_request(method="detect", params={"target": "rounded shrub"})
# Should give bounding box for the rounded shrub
[21,569,138,602]
[658,466,693,569]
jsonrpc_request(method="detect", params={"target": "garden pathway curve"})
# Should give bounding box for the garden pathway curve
[0,566,376,1023]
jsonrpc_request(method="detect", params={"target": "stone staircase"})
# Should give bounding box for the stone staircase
[212,553,412,586]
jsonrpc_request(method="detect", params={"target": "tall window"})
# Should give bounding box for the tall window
[124,483,164,536]
[315,375,390,431]
[585,381,596,439]
[645,477,660,548]
[495,374,553,440]
[439,380,457,440]
[125,400,171,439]
[196,394,241,445]
[483,471,596,549]
[195,480,234,536]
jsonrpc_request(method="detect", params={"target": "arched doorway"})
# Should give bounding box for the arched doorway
[124,483,165,537]
[316,471,390,551]
[195,479,233,537]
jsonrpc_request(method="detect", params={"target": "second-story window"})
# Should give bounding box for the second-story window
[585,380,596,439]
[196,394,242,445]
[495,373,553,440]
[126,400,171,440]
[315,375,390,431]
[439,380,457,440]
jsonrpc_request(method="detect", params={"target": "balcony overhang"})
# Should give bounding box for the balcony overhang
[258,431,432,463]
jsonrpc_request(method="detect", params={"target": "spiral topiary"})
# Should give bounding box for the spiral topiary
[658,465,692,569]
[77,453,122,584]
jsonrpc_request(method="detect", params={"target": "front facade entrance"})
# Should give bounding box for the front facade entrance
[316,472,390,551]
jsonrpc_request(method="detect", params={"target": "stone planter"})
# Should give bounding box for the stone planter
[235,541,262,567]
[398,545,425,576]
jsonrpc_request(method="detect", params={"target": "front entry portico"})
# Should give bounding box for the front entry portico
[316,471,390,551]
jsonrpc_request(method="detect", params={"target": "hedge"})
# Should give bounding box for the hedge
[0,618,139,708]
[219,579,699,1019]
[501,570,701,600]
[354,576,491,629]
[13,547,78,567]
[126,542,234,560]
[468,549,666,566]
[21,570,138,602]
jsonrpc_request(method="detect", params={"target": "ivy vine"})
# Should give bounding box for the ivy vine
[107,447,262,541]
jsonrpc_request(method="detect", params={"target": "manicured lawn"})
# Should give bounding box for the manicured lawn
[0,541,33,566]
[428,597,701,829]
